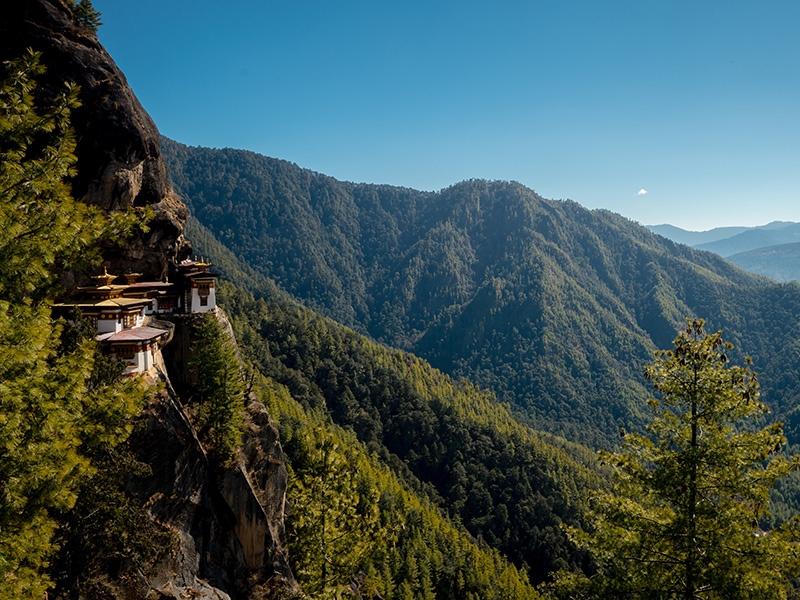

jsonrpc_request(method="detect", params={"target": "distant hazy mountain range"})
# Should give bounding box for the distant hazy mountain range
[648,221,800,282]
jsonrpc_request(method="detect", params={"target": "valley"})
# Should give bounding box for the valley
[3,1,800,597]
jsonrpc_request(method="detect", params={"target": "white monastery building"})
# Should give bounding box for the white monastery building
[53,259,219,376]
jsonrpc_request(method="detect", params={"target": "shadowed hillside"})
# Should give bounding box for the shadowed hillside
[163,138,800,449]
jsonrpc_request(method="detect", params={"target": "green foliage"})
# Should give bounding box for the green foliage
[49,441,175,598]
[163,138,800,453]
[221,282,601,586]
[48,330,171,598]
[252,374,542,600]
[553,320,800,599]
[287,429,392,598]
[188,314,246,463]
[1,52,139,305]
[0,52,147,598]
[66,0,103,32]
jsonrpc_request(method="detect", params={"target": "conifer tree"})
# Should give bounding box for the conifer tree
[0,51,146,598]
[288,429,388,598]
[66,0,103,31]
[554,319,800,599]
[188,314,246,463]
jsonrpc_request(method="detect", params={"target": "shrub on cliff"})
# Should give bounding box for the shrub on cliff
[188,314,246,464]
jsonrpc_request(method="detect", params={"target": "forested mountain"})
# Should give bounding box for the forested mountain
[728,242,800,283]
[221,281,602,587]
[163,138,800,449]
[694,222,800,257]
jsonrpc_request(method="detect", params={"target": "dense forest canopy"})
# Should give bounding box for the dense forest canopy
[163,138,800,450]
[221,282,602,586]
[251,369,546,599]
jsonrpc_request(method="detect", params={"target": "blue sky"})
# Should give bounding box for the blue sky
[93,0,800,229]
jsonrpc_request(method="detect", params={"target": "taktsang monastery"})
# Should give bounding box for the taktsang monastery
[53,259,218,376]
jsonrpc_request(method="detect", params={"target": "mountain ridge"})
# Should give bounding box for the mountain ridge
[648,223,751,246]
[695,223,800,257]
[727,242,800,283]
[648,221,799,248]
[648,221,800,281]
[162,137,800,450]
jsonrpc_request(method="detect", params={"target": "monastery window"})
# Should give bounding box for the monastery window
[124,313,136,328]
[114,345,136,360]
[197,282,212,308]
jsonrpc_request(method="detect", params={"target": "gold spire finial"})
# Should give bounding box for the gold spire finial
[123,272,142,285]
[91,266,116,286]
[195,256,212,270]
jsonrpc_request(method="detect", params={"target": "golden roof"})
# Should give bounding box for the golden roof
[54,297,150,310]
[90,266,116,287]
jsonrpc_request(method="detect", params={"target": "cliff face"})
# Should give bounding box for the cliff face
[1,2,296,597]
[0,0,189,283]
[153,313,297,599]
[131,383,295,600]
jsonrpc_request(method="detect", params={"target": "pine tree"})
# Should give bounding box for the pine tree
[0,51,146,598]
[288,429,388,598]
[554,319,800,599]
[188,314,246,463]
[67,0,103,32]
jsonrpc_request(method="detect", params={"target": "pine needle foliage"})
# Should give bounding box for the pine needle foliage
[0,51,148,598]
[0,52,137,304]
[287,429,390,598]
[188,314,246,464]
[553,319,800,599]
[65,0,103,32]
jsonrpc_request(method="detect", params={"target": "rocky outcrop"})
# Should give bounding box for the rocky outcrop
[146,313,296,599]
[0,0,190,285]
[221,399,295,593]
[1,2,296,597]
[130,386,296,600]
[239,399,293,580]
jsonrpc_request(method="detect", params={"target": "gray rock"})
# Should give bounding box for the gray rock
[1,0,190,287]
[1,2,297,597]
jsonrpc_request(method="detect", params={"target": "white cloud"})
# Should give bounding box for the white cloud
[637,188,648,196]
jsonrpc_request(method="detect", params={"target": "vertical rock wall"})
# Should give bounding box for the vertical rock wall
[0,0,190,285]
[131,385,296,599]
[1,2,297,597]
